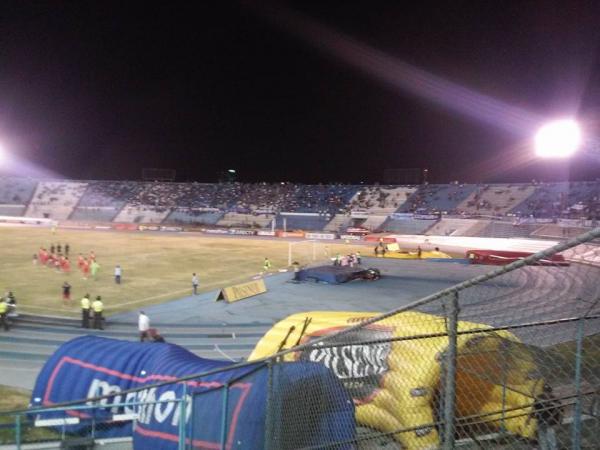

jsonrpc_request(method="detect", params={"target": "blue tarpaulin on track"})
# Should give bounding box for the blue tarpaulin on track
[30,336,355,449]
[295,265,368,283]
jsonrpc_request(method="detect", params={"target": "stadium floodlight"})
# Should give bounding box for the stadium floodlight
[534,119,582,159]
[228,169,236,173]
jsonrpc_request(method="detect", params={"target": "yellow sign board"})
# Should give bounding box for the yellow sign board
[216,279,267,303]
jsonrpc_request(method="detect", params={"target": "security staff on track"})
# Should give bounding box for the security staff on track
[0,299,9,331]
[92,296,104,330]
[263,257,272,272]
[80,293,91,328]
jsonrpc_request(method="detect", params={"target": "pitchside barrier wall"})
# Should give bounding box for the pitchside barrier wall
[2,229,600,449]
[0,215,57,226]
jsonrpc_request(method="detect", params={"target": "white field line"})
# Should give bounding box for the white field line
[17,272,266,314]
[109,272,264,310]
[111,287,195,309]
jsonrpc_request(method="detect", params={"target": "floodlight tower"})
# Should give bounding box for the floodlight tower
[534,118,600,163]
[534,119,582,159]
[534,119,600,223]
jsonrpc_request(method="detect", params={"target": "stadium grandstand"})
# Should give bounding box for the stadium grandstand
[0,177,598,238]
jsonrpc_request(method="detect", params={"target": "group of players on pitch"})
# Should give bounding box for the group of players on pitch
[35,245,101,280]
[33,245,110,322]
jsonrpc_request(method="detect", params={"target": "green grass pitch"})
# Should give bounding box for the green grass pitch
[0,226,366,317]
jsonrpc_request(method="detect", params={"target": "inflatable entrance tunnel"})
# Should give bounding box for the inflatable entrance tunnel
[30,336,355,450]
[250,311,545,450]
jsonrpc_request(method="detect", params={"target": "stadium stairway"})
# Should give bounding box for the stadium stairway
[25,181,88,220]
[216,212,273,228]
[361,214,387,231]
[113,205,171,223]
[0,314,272,390]
[324,214,352,232]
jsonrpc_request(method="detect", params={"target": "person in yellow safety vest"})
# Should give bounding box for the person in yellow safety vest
[0,300,9,331]
[263,257,272,272]
[92,296,104,330]
[80,294,91,329]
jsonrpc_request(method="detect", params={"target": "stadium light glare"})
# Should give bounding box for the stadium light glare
[0,143,4,164]
[534,119,582,159]
[228,169,236,173]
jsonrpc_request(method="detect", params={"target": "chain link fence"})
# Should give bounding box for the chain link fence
[1,228,599,449]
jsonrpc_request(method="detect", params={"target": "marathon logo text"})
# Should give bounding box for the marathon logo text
[305,343,390,379]
[86,379,192,426]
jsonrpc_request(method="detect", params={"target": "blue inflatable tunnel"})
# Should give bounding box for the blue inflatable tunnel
[30,336,355,449]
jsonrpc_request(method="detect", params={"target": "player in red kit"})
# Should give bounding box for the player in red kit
[82,258,90,279]
[61,256,71,273]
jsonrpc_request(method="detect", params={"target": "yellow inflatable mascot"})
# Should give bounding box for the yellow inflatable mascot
[250,311,544,450]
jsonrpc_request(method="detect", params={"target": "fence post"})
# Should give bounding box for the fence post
[264,360,274,450]
[443,292,459,450]
[500,341,508,434]
[189,390,195,450]
[571,316,585,450]
[15,414,21,450]
[179,383,188,450]
[90,402,96,442]
[220,384,230,450]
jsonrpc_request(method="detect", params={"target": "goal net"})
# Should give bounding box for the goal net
[288,240,332,266]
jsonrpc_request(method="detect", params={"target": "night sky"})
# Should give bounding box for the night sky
[1,1,600,183]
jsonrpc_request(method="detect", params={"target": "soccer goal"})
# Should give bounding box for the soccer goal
[288,240,331,266]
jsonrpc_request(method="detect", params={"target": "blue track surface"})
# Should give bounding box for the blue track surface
[3,256,599,390]
[109,258,490,324]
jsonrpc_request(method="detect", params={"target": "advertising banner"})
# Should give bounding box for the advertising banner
[305,232,336,240]
[557,218,587,227]
[256,230,276,236]
[364,235,396,243]
[389,213,413,220]
[113,223,139,231]
[412,213,440,220]
[345,227,370,235]
[340,234,362,240]
[159,226,183,232]
[228,229,256,235]
[58,222,93,230]
[275,231,305,238]
[138,225,160,231]
[350,210,369,219]
[215,279,267,303]
[202,228,229,234]
[515,217,554,225]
